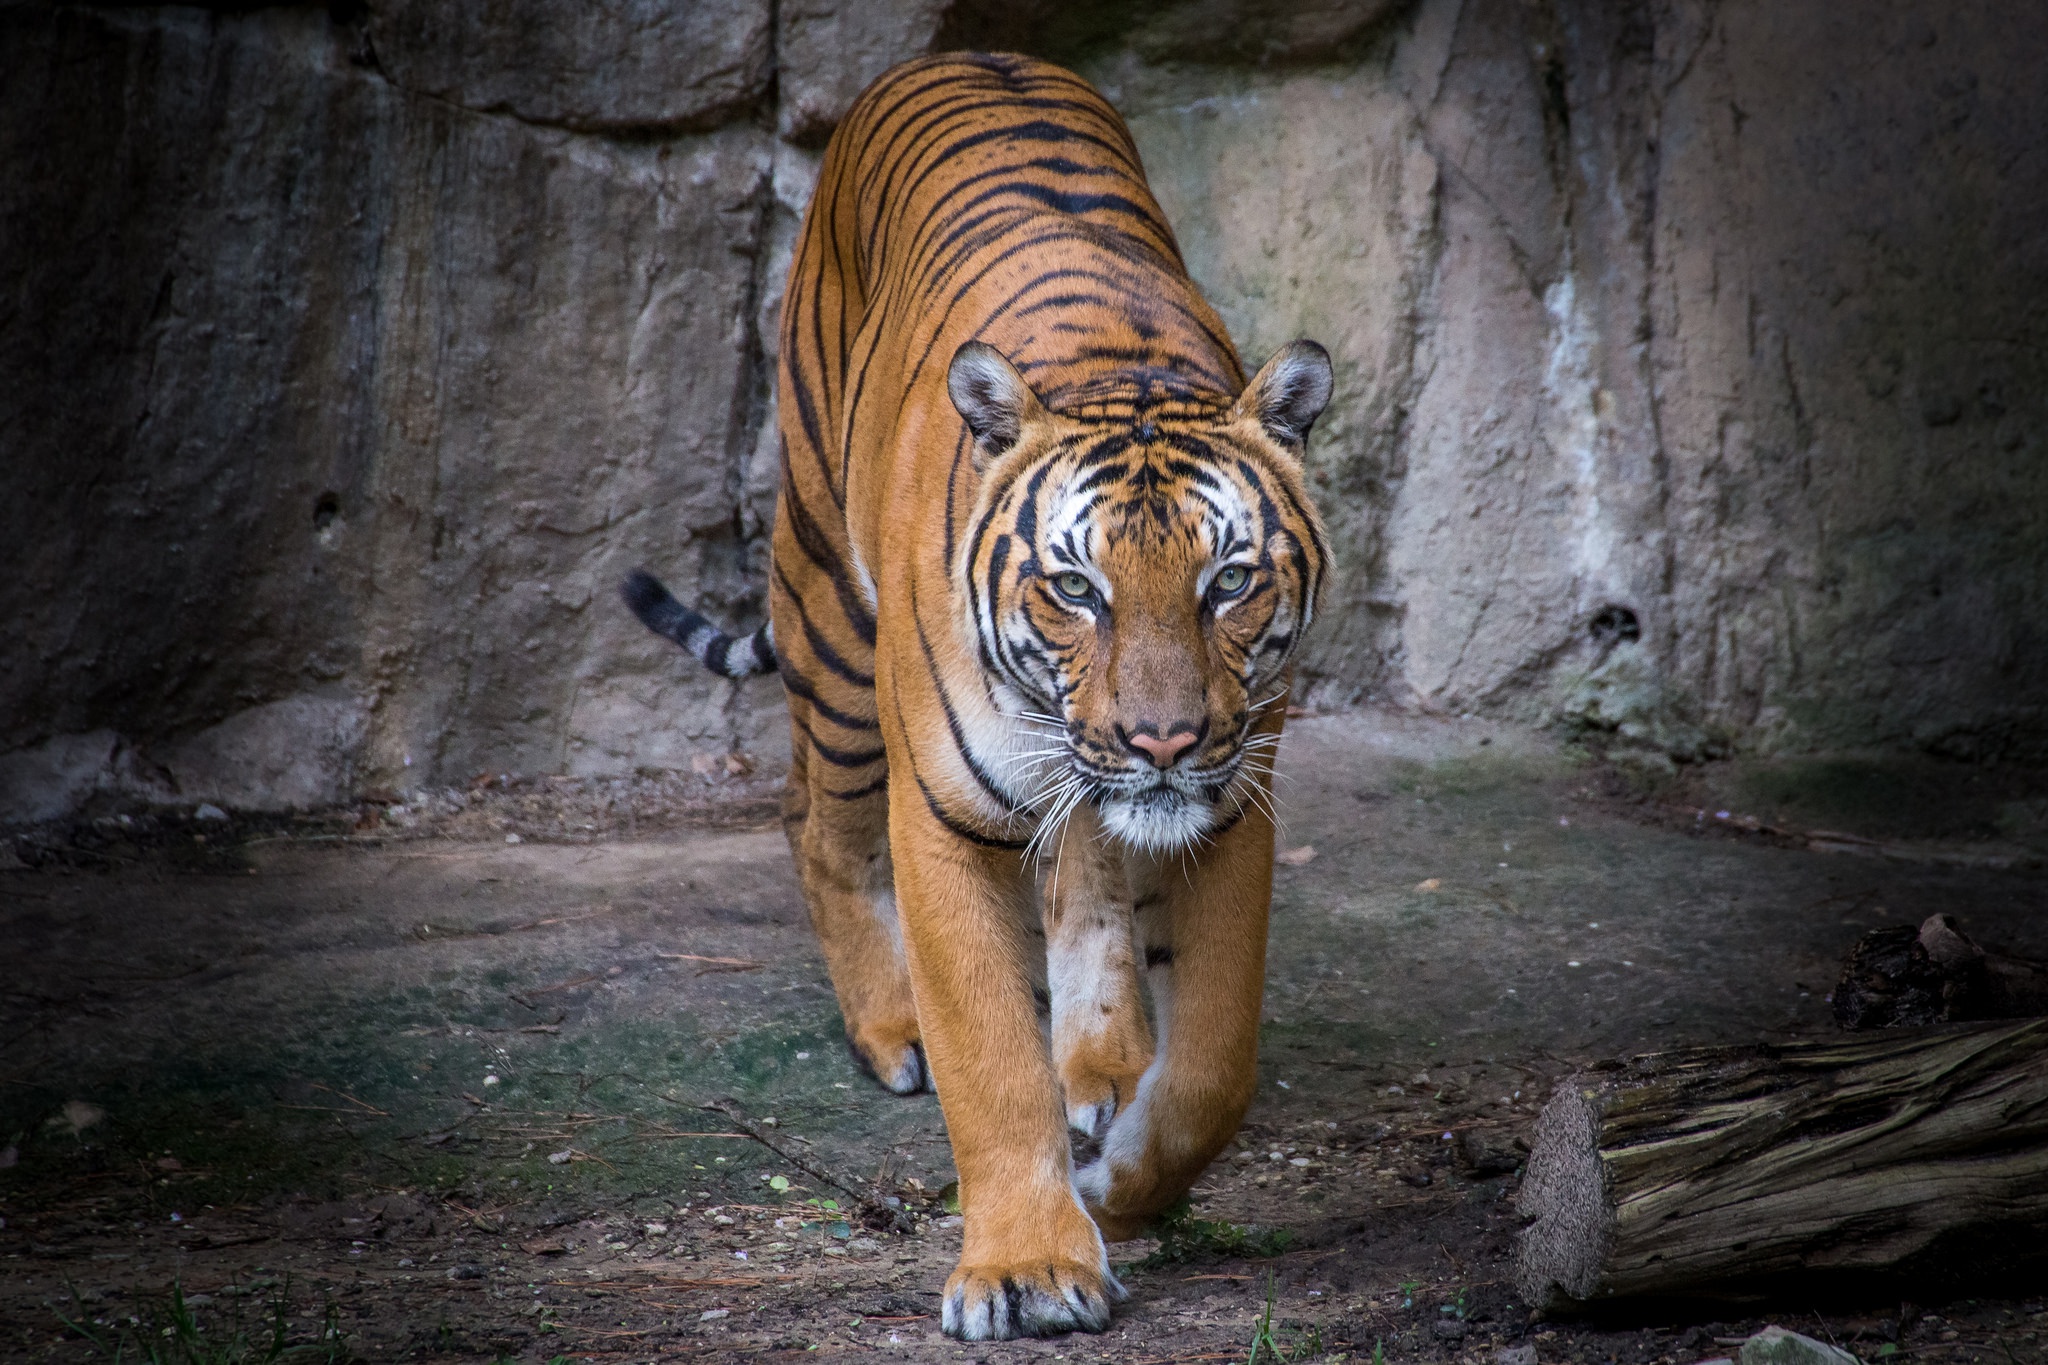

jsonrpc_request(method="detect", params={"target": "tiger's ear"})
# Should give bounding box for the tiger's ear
[948,342,1044,469]
[1236,340,1333,449]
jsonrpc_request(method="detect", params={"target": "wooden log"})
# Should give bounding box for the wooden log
[1833,913,2048,1029]
[1514,1019,2048,1311]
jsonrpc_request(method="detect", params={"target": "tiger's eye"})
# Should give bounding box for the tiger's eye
[1213,565,1251,595]
[1053,571,1093,601]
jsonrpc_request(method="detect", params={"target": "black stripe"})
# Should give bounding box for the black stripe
[798,719,886,769]
[827,772,891,801]
[774,562,875,688]
[781,466,878,646]
[778,661,878,733]
[912,579,1022,811]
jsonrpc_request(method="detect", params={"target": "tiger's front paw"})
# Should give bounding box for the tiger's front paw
[1059,1056,1148,1139]
[942,1258,1124,1340]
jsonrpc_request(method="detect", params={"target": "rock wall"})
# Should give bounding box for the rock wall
[5,0,2046,820]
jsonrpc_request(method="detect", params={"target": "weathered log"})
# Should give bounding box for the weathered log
[1834,913,2048,1029]
[1514,1019,2048,1311]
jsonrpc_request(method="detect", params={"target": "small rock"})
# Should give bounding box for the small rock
[504,832,522,844]
[1738,1326,1860,1365]
[1494,1345,1537,1365]
[1433,1318,1468,1342]
[46,1100,106,1136]
[194,803,229,821]
[547,1149,574,1164]
[1275,844,1317,866]
[445,1263,486,1280]
[0,1145,17,1169]
[700,1308,730,1321]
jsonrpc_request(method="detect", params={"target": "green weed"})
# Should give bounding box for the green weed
[1144,1196,1295,1265]
[59,1276,350,1364]
[1242,1273,1323,1364]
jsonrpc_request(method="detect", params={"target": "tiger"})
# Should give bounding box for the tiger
[624,52,1331,1341]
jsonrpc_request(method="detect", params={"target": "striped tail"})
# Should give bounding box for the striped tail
[620,570,777,680]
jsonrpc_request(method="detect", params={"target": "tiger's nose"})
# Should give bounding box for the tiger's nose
[1124,726,1199,769]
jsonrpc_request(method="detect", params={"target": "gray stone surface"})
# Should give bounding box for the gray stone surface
[366,0,772,132]
[777,0,949,146]
[1102,0,2048,756]
[5,0,2047,820]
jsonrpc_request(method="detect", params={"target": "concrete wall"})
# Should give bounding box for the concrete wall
[5,0,2045,820]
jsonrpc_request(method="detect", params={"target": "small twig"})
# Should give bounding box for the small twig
[656,952,768,975]
[309,1082,389,1116]
[507,972,604,1012]
[627,1127,754,1140]
[508,908,612,933]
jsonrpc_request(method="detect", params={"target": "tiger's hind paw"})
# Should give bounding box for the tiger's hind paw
[942,1259,1124,1340]
[848,1033,928,1095]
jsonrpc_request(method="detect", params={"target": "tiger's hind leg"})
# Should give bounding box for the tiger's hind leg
[772,532,923,1094]
[783,748,924,1093]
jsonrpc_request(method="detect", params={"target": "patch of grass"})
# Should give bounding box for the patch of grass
[59,1277,350,1364]
[1142,1197,1294,1266]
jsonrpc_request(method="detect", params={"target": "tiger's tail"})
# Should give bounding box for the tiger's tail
[620,570,777,680]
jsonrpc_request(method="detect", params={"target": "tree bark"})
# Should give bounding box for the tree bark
[1514,1019,2048,1312]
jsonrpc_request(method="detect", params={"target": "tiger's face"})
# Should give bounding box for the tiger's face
[951,342,1332,852]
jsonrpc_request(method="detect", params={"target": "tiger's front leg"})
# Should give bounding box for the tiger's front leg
[890,798,1125,1340]
[1075,806,1274,1241]
[1043,807,1153,1139]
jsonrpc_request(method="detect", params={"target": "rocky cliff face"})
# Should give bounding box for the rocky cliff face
[4,0,2045,819]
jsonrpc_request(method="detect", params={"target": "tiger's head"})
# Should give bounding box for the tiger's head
[949,341,1332,853]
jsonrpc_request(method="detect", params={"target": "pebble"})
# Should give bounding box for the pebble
[1738,1326,1860,1365]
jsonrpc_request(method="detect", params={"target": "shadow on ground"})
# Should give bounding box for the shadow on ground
[4,712,2046,1362]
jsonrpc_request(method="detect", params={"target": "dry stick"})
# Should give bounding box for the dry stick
[507,972,603,1009]
[694,1097,914,1233]
[308,1082,389,1116]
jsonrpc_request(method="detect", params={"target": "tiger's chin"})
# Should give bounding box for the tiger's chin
[1096,785,1224,853]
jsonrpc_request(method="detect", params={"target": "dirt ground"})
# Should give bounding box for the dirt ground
[4,711,2047,1364]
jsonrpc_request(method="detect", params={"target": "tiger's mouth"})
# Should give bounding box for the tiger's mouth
[1037,747,1254,853]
